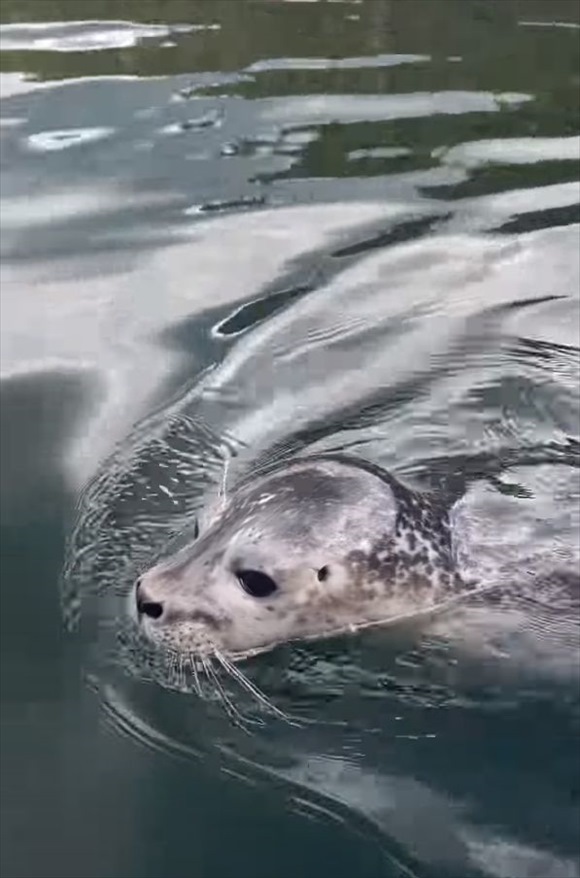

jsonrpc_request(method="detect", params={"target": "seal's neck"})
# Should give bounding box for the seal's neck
[308,453,471,596]
[388,476,471,597]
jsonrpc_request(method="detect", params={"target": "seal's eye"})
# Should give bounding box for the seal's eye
[317,566,329,582]
[236,569,278,598]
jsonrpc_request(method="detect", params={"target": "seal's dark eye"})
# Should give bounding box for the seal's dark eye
[236,569,278,598]
[317,566,329,582]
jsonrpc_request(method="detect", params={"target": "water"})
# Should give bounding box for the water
[1,2,579,877]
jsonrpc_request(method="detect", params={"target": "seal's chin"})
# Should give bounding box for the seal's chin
[126,611,218,663]
[130,616,282,665]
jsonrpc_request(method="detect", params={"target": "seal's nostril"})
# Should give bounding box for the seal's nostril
[135,580,164,621]
[139,600,164,620]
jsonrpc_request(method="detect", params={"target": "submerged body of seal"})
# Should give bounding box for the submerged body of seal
[131,454,506,661]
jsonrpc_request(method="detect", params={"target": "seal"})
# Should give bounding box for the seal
[131,454,477,661]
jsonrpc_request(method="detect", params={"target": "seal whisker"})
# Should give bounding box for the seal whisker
[199,655,213,691]
[215,653,263,731]
[218,449,231,509]
[186,652,202,697]
[214,649,298,726]
[176,653,187,691]
[204,656,253,730]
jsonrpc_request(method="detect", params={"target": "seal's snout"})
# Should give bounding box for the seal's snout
[135,576,165,622]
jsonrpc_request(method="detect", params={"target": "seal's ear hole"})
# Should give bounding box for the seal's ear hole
[317,566,329,582]
[236,569,278,599]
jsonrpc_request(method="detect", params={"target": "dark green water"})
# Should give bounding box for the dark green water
[1,2,579,877]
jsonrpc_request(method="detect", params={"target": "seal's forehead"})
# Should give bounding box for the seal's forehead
[191,459,399,553]
[237,467,355,511]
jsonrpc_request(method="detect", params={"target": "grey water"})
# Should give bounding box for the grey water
[1,2,579,877]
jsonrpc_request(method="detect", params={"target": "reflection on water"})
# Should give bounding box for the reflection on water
[1,2,579,877]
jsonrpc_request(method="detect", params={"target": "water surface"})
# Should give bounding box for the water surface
[1,2,579,877]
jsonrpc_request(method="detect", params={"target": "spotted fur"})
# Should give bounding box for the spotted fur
[132,454,478,659]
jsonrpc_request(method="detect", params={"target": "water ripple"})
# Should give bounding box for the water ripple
[0,20,218,53]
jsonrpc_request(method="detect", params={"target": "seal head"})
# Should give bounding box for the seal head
[133,455,467,660]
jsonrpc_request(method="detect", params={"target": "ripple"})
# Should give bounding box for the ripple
[519,19,580,30]
[434,136,580,169]
[245,53,430,72]
[0,116,26,129]
[347,147,412,161]
[219,127,319,160]
[261,91,533,125]
[160,109,223,135]
[0,20,218,53]
[184,194,267,215]
[25,126,114,152]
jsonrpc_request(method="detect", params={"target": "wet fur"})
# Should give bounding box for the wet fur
[133,454,478,661]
